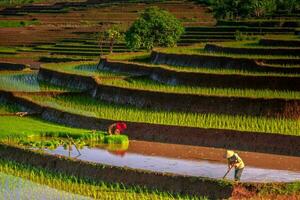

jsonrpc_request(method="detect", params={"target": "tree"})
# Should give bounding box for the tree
[250,0,277,17]
[125,7,184,51]
[276,0,299,14]
[98,25,124,56]
[210,0,278,19]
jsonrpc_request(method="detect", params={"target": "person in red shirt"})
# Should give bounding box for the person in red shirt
[108,122,127,135]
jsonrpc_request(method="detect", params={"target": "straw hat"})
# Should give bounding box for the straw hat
[225,150,235,158]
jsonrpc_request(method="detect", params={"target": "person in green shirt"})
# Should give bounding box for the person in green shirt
[225,150,245,181]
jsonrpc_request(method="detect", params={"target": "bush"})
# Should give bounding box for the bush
[125,6,184,51]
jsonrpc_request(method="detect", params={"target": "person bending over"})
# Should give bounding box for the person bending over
[225,150,245,181]
[108,122,127,135]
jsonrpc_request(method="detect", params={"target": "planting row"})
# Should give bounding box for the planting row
[204,43,300,56]
[100,59,300,91]
[1,91,299,156]
[151,50,300,73]
[38,65,300,119]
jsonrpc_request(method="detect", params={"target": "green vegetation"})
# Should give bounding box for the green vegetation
[207,0,300,19]
[0,116,89,139]
[0,172,90,199]
[22,94,300,136]
[106,52,300,75]
[42,62,128,77]
[0,20,39,28]
[0,159,207,200]
[101,76,300,100]
[0,0,43,7]
[125,7,185,50]
[157,44,300,59]
[0,71,71,92]
[99,25,124,55]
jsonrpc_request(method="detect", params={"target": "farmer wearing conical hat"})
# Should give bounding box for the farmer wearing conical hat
[224,150,245,181]
[108,122,127,135]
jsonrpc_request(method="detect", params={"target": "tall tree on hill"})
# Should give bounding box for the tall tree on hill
[125,6,184,51]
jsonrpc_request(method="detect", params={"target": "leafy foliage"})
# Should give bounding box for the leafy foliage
[210,0,299,19]
[125,7,184,50]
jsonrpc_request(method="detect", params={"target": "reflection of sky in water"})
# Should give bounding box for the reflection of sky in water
[0,172,91,200]
[47,146,300,183]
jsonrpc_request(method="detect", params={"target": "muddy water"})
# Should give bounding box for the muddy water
[0,172,91,200]
[45,141,300,183]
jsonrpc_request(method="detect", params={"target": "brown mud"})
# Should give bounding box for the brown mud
[1,90,300,157]
[128,141,300,172]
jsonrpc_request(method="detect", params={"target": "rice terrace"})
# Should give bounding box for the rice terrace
[0,0,300,199]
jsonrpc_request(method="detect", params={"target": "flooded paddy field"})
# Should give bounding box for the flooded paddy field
[41,140,300,183]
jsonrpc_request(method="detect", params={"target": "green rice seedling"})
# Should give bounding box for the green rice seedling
[102,77,300,100]
[24,94,300,136]
[0,159,209,200]
[104,53,300,76]
[0,20,39,28]
[0,71,71,92]
[104,135,129,145]
[158,45,300,59]
[0,116,89,140]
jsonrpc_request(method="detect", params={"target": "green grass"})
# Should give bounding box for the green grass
[42,62,128,77]
[158,45,300,59]
[214,41,300,49]
[0,70,72,92]
[101,76,300,100]
[22,94,300,136]
[0,116,90,139]
[0,0,43,7]
[0,20,39,28]
[106,53,300,76]
[0,159,207,200]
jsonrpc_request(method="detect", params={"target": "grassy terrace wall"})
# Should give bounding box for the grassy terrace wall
[93,83,300,119]
[150,51,300,73]
[204,44,300,56]
[0,62,27,70]
[0,144,234,199]
[259,39,300,47]
[1,91,300,157]
[37,68,97,90]
[100,59,300,91]
[216,20,300,27]
[38,67,300,119]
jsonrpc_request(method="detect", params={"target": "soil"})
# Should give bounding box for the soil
[128,141,300,172]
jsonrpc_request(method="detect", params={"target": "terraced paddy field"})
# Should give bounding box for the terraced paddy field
[1,0,300,199]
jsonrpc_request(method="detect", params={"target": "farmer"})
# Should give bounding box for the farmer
[225,150,245,181]
[108,122,127,135]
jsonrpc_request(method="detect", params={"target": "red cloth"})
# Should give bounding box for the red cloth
[116,122,127,132]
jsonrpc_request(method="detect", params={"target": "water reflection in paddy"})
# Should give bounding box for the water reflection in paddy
[44,141,300,183]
